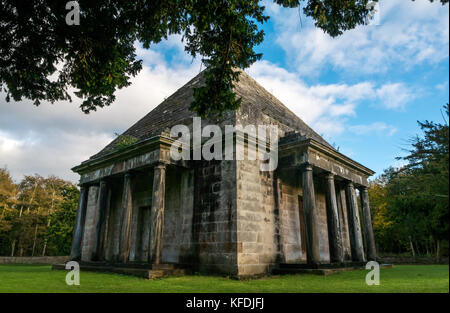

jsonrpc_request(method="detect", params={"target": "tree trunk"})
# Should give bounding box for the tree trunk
[435,240,441,263]
[409,236,416,261]
[42,239,47,257]
[11,240,16,256]
[31,224,38,256]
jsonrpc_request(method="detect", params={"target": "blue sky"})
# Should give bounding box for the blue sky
[0,0,448,182]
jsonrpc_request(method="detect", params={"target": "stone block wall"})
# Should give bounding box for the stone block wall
[161,167,194,264]
[193,159,238,276]
[277,170,304,263]
[236,158,279,277]
[0,256,69,264]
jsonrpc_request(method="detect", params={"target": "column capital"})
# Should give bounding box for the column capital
[154,162,167,170]
[124,171,133,179]
[325,172,335,180]
[300,162,313,172]
[359,185,369,192]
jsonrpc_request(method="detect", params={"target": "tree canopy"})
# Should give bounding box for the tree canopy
[0,170,79,256]
[369,104,449,260]
[1,0,447,117]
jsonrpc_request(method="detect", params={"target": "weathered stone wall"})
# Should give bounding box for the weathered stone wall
[0,256,69,264]
[233,101,343,275]
[193,159,238,276]
[161,167,194,263]
[235,158,278,277]
[233,90,298,276]
[129,172,152,262]
[100,168,194,264]
[104,177,124,262]
[277,170,304,263]
[81,186,99,261]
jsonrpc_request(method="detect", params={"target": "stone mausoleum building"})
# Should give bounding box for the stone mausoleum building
[70,70,377,278]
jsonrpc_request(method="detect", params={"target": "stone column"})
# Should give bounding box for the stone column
[325,173,344,263]
[345,181,365,262]
[141,208,152,262]
[301,163,321,264]
[70,186,88,260]
[360,187,377,261]
[150,163,166,265]
[92,180,107,261]
[119,173,133,263]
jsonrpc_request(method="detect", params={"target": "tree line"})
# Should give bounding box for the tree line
[0,172,79,256]
[369,104,449,261]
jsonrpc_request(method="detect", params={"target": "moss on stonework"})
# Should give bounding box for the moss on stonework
[113,133,138,151]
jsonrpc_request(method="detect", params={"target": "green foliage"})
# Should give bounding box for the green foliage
[0,171,79,256]
[45,185,79,256]
[9,0,449,116]
[370,104,449,258]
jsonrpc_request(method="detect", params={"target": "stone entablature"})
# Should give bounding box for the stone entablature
[73,134,186,185]
[279,133,374,187]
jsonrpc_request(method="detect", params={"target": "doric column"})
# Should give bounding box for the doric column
[345,181,365,262]
[70,185,88,260]
[325,173,344,263]
[119,173,133,263]
[150,163,167,264]
[301,163,321,264]
[92,180,107,261]
[360,187,377,261]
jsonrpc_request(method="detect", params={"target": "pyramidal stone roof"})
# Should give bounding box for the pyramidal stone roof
[91,70,334,159]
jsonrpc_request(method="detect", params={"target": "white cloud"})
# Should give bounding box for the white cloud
[0,45,199,182]
[267,0,449,76]
[436,81,448,91]
[247,60,407,140]
[375,83,415,110]
[248,61,366,119]
[348,122,398,136]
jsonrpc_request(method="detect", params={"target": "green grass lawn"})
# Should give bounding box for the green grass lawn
[0,264,448,293]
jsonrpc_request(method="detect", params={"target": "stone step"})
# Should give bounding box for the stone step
[274,263,393,276]
[52,263,189,279]
[273,267,354,276]
[151,263,176,270]
[278,262,366,269]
